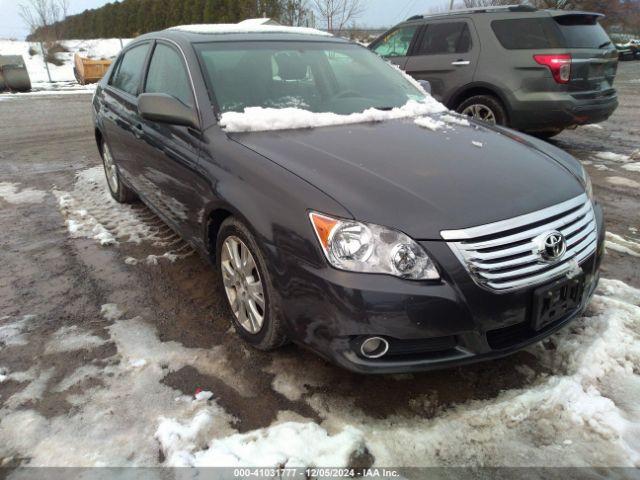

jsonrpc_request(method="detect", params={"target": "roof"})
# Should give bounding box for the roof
[168,19,332,37]
[405,5,603,22]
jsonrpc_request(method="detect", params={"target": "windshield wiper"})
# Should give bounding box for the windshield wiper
[598,41,612,49]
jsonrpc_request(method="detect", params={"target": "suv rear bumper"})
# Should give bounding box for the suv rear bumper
[508,91,618,132]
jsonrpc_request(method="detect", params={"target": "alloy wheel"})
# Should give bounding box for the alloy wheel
[221,236,266,334]
[461,104,497,124]
[102,143,119,193]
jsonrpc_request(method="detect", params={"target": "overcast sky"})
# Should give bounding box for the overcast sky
[0,0,440,40]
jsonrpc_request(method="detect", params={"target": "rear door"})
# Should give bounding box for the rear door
[102,42,151,185]
[403,19,480,103]
[552,13,618,94]
[369,24,421,70]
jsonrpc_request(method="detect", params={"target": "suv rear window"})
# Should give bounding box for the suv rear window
[491,18,563,49]
[554,14,611,49]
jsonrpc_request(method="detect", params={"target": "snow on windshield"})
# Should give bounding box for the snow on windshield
[220,98,448,133]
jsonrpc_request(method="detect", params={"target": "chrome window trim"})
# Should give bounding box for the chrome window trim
[440,193,587,240]
[153,37,202,126]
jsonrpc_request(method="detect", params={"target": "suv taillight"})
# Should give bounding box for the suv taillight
[533,54,572,84]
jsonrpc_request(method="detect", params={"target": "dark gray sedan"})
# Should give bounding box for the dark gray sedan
[92,24,604,373]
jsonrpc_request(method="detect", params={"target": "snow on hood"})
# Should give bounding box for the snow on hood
[220,98,448,133]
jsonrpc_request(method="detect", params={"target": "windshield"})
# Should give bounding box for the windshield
[194,41,427,115]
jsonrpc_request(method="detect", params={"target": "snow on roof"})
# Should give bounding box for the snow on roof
[169,20,331,37]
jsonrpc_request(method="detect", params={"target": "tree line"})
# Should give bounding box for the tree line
[26,0,316,40]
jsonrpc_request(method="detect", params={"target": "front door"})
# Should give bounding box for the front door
[404,19,480,105]
[134,41,207,245]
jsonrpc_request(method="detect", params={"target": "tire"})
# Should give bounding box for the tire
[216,217,288,351]
[533,129,564,140]
[456,95,508,127]
[100,140,137,204]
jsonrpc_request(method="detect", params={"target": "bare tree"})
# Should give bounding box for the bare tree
[311,0,364,33]
[19,0,69,39]
[280,0,314,27]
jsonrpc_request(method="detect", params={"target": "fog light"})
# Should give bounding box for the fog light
[360,336,389,359]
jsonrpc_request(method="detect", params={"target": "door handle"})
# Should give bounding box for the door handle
[451,60,471,66]
[132,124,143,139]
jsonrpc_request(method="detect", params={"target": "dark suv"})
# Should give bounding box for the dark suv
[370,6,619,137]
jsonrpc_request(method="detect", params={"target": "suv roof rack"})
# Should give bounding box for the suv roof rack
[407,4,537,21]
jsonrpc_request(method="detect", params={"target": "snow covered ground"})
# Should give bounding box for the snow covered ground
[0,38,129,93]
[1,275,639,467]
[0,167,638,468]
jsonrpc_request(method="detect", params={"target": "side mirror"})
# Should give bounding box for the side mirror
[418,79,432,95]
[138,93,199,129]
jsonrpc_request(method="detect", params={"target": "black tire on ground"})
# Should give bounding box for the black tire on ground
[456,94,508,127]
[532,129,564,140]
[216,217,288,351]
[100,140,138,204]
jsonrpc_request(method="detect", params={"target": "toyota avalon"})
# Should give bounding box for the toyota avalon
[92,22,604,373]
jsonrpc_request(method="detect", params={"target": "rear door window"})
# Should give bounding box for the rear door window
[554,15,611,49]
[491,18,563,49]
[372,25,419,58]
[416,22,472,55]
[110,43,149,96]
[145,43,193,107]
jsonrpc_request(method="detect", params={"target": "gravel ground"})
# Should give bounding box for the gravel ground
[0,62,639,471]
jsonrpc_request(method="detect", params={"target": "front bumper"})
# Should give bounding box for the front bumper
[274,204,605,374]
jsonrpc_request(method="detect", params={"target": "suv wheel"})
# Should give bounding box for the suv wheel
[216,217,288,351]
[457,95,507,126]
[100,141,137,204]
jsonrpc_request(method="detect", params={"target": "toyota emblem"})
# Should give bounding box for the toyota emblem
[537,231,567,263]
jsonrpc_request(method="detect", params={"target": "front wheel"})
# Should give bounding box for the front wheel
[100,140,137,204]
[216,217,288,350]
[457,95,508,126]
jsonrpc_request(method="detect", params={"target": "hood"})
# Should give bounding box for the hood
[229,117,585,239]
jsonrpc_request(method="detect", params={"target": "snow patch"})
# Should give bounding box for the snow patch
[0,39,129,85]
[622,162,640,173]
[54,167,162,245]
[101,303,123,321]
[414,116,445,131]
[0,182,47,204]
[194,390,214,401]
[472,141,484,148]
[606,176,640,188]
[0,315,35,346]
[221,99,447,133]
[156,418,365,468]
[44,325,106,354]
[596,152,631,163]
[605,232,640,257]
[441,113,471,127]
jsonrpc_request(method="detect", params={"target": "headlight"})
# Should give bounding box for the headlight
[309,212,440,280]
[580,165,594,202]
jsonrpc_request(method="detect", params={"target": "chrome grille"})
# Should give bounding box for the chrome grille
[441,194,598,292]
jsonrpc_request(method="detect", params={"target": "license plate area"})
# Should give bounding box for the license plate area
[532,275,585,331]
